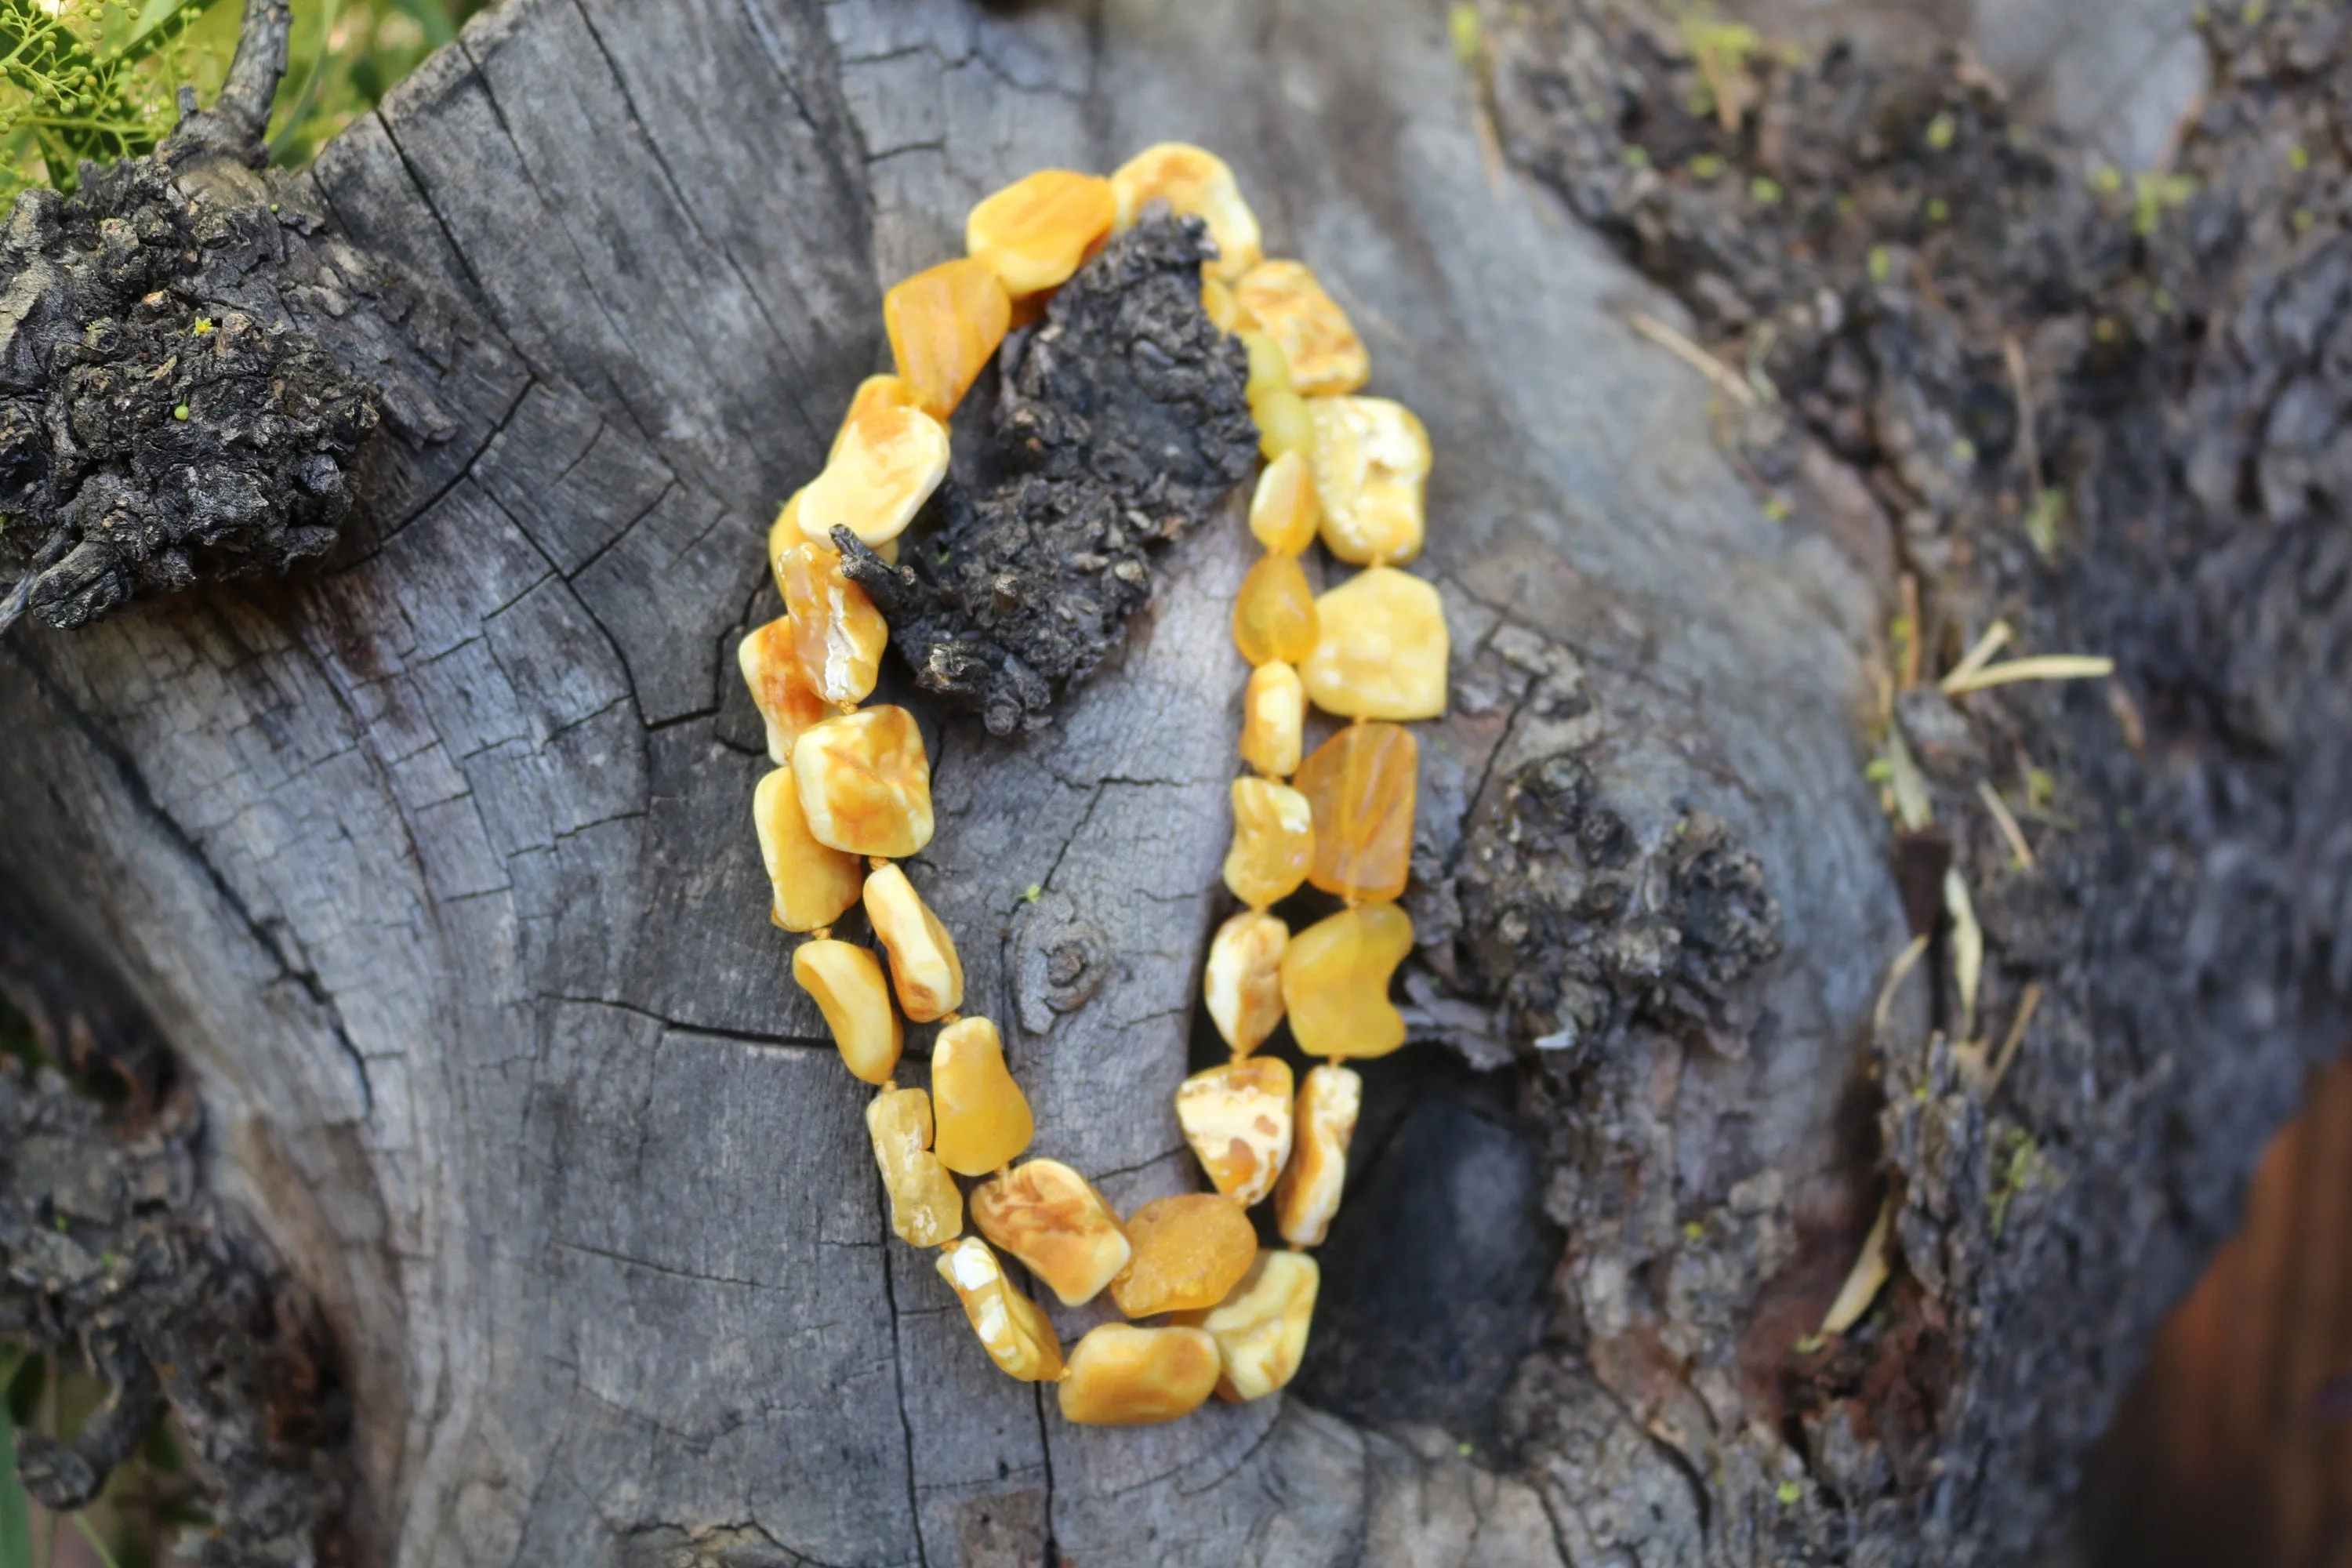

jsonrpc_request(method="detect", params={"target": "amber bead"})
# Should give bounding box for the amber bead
[1176,1058,1294,1207]
[753,768,862,934]
[739,619,829,764]
[1200,275,1244,332]
[1222,777,1314,909]
[1203,910,1287,1056]
[828,375,917,463]
[1308,396,1430,564]
[884,257,1013,419]
[965,169,1115,296]
[1233,260,1370,396]
[971,1159,1132,1307]
[1249,449,1320,557]
[868,1085,962,1247]
[1254,388,1315,463]
[774,543,888,707]
[1279,904,1413,1060]
[1239,330,1292,405]
[1057,1324,1221,1425]
[1109,143,1262,281]
[1232,552,1319,667]
[1294,721,1417,903]
[1240,659,1305,779]
[862,863,964,1023]
[1109,1193,1258,1317]
[936,1237,1065,1383]
[931,1016,1033,1177]
[1276,1063,1360,1247]
[1300,566,1450,721]
[799,394,949,551]
[795,939,903,1084]
[1175,1249,1319,1402]
[792,706,935,858]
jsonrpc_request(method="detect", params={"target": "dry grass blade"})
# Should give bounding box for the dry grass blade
[1626,311,1758,408]
[1822,1196,1895,1336]
[1941,655,2115,696]
[1944,619,2015,691]
[1990,982,2044,1091]
[1886,729,1933,833]
[1945,868,1984,1041]
[1875,934,1933,1039]
[1976,779,2036,869]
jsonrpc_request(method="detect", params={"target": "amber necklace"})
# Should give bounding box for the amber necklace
[739,145,1448,1425]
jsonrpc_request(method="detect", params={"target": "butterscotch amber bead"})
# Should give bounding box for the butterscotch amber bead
[1176,1058,1294,1207]
[1222,777,1314,909]
[1240,661,1306,779]
[1249,450,1320,557]
[1308,396,1430,564]
[1294,721,1417,903]
[1203,910,1288,1056]
[862,864,964,1023]
[1109,1194,1258,1317]
[774,543,888,707]
[868,1085,963,1247]
[800,395,949,550]
[1057,1324,1221,1425]
[1240,330,1292,405]
[931,1016,1033,1176]
[1280,904,1413,1060]
[1176,1249,1319,1402]
[1300,567,1450,721]
[739,618,829,764]
[795,939,903,1084]
[1254,388,1315,463]
[1234,260,1370,395]
[1200,275,1244,332]
[884,257,1013,419]
[936,1237,1065,1383]
[965,169,1115,296]
[792,706,935,858]
[1276,1063,1360,1247]
[971,1159,1132,1307]
[829,375,917,463]
[753,768,862,934]
[1110,143,1263,281]
[1232,552,1319,667]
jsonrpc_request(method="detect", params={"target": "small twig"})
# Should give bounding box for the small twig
[1626,311,1758,408]
[2106,682,2147,756]
[1988,982,2044,1092]
[1874,934,1932,1038]
[1822,1196,1895,1336]
[1898,575,1922,691]
[2002,336,2044,499]
[1945,868,1984,1042]
[1976,779,2036,869]
[1942,619,2015,691]
[1886,728,1933,833]
[1941,655,2116,696]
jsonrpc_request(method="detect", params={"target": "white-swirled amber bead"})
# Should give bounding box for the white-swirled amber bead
[1235,260,1369,395]
[862,863,964,1023]
[1240,660,1306,779]
[739,619,829,764]
[1300,567,1450,721]
[1223,777,1314,909]
[1176,1057,1294,1207]
[1174,1249,1319,1403]
[1307,396,1429,564]
[867,1084,961,1247]
[1276,1063,1361,1247]
[971,1159,1131,1307]
[793,706,935,858]
[774,543,887,708]
[799,394,949,550]
[1058,1324,1221,1425]
[1203,910,1287,1056]
[937,1237,1064,1382]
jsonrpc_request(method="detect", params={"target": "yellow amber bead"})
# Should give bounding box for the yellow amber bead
[1300,566,1450,721]
[1239,330,1292,405]
[1279,904,1414,1060]
[867,1084,963,1247]
[1240,660,1305,779]
[884,256,1013,419]
[799,394,949,550]
[971,1159,1132,1307]
[1175,1249,1319,1403]
[792,706,935,858]
[773,543,888,707]
[753,768,863,934]
[738,618,829,764]
[931,1015,1033,1176]
[1109,1193,1258,1317]
[965,169,1116,296]
[794,939,903,1084]
[1276,1062,1360,1247]
[1176,1057,1294,1208]
[1200,275,1244,332]
[1232,552,1319,666]
[862,863,964,1023]
[1203,909,1287,1056]
[1057,1324,1221,1425]
[828,375,917,464]
[1109,143,1263,281]
[1308,395,1430,564]
[1294,720,1417,903]
[1254,388,1315,463]
[1249,450,1320,557]
[1222,776,1314,909]
[935,1237,1065,1383]
[1234,260,1370,396]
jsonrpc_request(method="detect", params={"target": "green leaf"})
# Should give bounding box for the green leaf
[70,1514,121,1568]
[0,1379,33,1568]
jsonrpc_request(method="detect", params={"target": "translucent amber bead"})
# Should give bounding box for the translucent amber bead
[1232,552,1319,667]
[753,768,862,934]
[774,543,888,707]
[965,169,1115,296]
[971,1159,1132,1307]
[1222,777,1313,909]
[739,619,829,764]
[1300,566,1450,721]
[1279,904,1413,1060]
[1240,660,1305,779]
[1276,1063,1360,1247]
[799,394,949,550]
[1057,1324,1221,1426]
[1176,1058,1294,1207]
[1240,330,1292,405]
[792,706,935,858]
[828,375,917,463]
[1204,909,1288,1056]
[1175,1249,1319,1403]
[1254,388,1314,463]
[867,1085,962,1247]
[1109,143,1263,281]
[1200,275,1244,332]
[936,1237,1065,1383]
[1109,1194,1258,1317]
[1294,720,1417,903]
[862,864,964,1023]
[931,1015,1033,1176]
[1249,450,1320,557]
[795,939,903,1084]
[1234,260,1370,396]
[884,257,1013,419]
[1308,395,1431,564]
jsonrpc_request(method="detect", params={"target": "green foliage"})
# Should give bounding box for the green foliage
[265,0,487,169]
[1,1351,30,1568]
